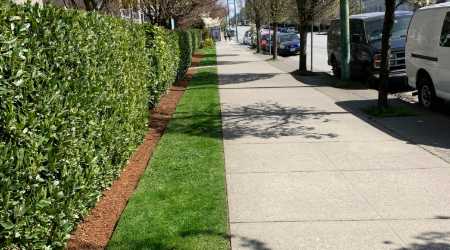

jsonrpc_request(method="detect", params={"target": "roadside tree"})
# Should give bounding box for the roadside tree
[141,0,225,28]
[378,0,396,108]
[245,0,269,53]
[270,0,289,59]
[295,0,361,73]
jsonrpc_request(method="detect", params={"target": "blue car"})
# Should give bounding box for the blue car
[266,33,300,56]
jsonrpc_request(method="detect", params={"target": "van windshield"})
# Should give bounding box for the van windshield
[366,15,412,42]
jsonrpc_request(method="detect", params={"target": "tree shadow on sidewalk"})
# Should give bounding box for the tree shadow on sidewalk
[290,71,450,161]
[170,102,341,141]
[196,60,254,67]
[335,98,450,159]
[384,228,450,250]
[218,73,280,85]
[290,71,410,93]
[290,71,370,90]
[221,102,340,140]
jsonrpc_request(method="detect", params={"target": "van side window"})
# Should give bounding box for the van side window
[350,21,364,36]
[331,21,341,38]
[350,20,365,43]
[440,12,450,47]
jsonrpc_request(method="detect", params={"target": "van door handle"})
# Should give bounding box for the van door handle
[411,53,438,62]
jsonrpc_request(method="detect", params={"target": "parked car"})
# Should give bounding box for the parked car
[286,27,298,33]
[243,30,253,45]
[268,33,301,55]
[327,11,413,80]
[260,32,300,55]
[227,29,235,37]
[260,33,272,52]
[406,2,450,108]
[250,32,258,48]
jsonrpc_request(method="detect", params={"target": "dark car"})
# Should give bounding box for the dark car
[276,33,301,55]
[327,11,413,80]
[262,33,300,55]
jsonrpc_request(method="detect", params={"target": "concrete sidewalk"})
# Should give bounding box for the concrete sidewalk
[217,41,450,250]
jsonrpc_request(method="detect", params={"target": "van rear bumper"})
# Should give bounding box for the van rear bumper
[372,69,407,79]
[370,69,413,91]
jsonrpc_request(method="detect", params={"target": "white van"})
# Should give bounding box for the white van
[406,2,450,108]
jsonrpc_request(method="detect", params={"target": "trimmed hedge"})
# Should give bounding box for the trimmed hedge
[145,25,179,107]
[0,2,201,249]
[145,26,201,107]
[176,30,193,80]
[189,29,201,52]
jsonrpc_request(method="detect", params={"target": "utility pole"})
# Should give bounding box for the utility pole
[226,0,231,31]
[311,17,313,71]
[269,14,272,55]
[234,0,239,42]
[340,0,351,80]
[360,0,363,13]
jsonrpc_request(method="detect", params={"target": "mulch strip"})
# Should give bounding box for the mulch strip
[66,53,203,250]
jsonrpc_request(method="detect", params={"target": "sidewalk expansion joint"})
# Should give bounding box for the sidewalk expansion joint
[230,217,450,224]
[226,166,449,175]
[224,139,400,145]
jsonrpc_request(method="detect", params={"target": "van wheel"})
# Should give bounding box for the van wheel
[331,58,341,78]
[418,77,437,109]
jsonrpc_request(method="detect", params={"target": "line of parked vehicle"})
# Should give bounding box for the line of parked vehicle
[241,2,450,109]
[243,27,301,56]
[326,2,450,109]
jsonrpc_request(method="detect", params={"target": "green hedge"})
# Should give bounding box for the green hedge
[145,27,201,106]
[145,25,179,107]
[190,29,202,52]
[0,2,201,249]
[176,30,193,80]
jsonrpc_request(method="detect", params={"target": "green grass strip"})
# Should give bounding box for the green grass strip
[108,47,229,250]
[198,47,217,67]
[362,105,417,118]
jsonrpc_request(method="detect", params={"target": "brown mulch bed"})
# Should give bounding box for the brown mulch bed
[66,53,203,250]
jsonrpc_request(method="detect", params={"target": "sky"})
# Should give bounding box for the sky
[220,0,243,17]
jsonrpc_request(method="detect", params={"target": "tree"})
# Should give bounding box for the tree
[270,0,288,59]
[296,0,334,72]
[140,0,225,28]
[396,0,430,9]
[378,0,396,108]
[245,0,269,53]
[54,0,120,11]
[295,0,361,73]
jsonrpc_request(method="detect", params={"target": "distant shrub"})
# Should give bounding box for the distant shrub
[176,30,193,80]
[203,38,215,48]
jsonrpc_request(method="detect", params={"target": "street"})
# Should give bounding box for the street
[235,26,332,73]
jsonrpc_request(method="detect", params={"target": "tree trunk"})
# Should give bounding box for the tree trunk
[299,22,308,72]
[273,22,278,60]
[378,0,396,108]
[255,13,262,53]
[83,0,94,10]
[296,0,307,72]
